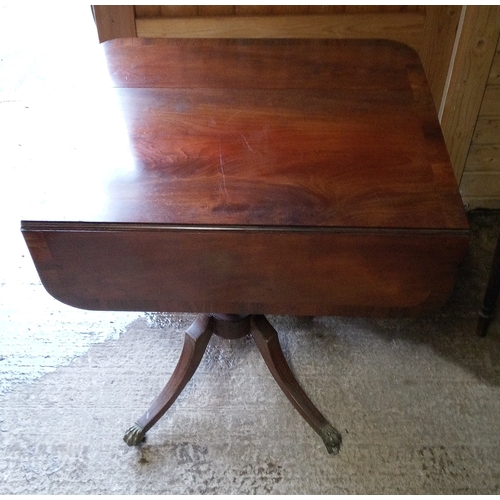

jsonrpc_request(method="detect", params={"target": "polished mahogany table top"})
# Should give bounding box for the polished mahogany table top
[22,38,468,231]
[21,38,469,317]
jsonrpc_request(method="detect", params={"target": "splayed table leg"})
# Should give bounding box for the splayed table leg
[123,313,213,446]
[251,315,341,455]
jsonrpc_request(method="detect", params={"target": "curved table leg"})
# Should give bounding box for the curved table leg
[124,313,214,446]
[250,315,342,455]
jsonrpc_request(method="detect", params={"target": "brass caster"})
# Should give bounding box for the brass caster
[319,423,342,455]
[123,423,146,446]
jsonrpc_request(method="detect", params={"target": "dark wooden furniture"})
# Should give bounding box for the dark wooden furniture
[478,232,500,336]
[21,38,469,454]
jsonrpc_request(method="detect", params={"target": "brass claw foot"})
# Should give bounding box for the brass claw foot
[124,423,146,446]
[319,424,342,455]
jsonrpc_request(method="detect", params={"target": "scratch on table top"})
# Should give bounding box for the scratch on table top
[240,134,254,152]
[219,143,229,201]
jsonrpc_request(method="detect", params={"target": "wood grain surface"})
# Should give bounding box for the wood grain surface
[22,39,468,230]
[22,228,468,316]
[21,39,469,315]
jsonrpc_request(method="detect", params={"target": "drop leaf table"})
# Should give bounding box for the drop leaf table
[22,38,470,454]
